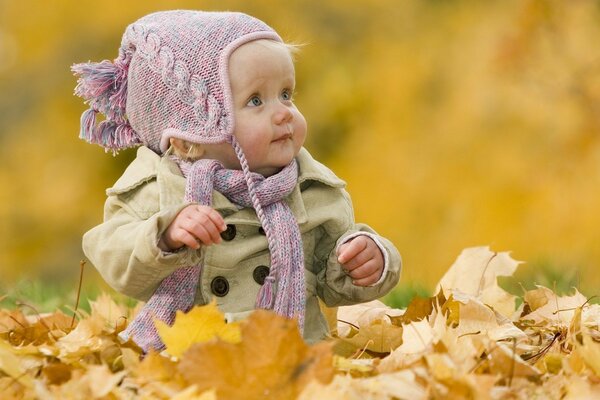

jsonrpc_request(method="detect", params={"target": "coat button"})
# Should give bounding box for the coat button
[258,227,266,235]
[211,276,229,297]
[253,265,270,285]
[220,224,236,241]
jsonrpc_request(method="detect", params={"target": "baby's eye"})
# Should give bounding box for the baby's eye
[281,89,293,101]
[246,96,262,107]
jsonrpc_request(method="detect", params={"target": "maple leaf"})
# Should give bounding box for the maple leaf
[178,310,334,400]
[522,286,587,326]
[0,339,34,388]
[155,301,241,358]
[55,314,109,359]
[580,334,600,377]
[436,246,521,317]
[299,370,428,400]
[336,300,404,338]
[0,309,28,333]
[89,292,133,331]
[452,292,526,342]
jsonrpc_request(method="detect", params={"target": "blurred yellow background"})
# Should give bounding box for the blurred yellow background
[1,0,599,302]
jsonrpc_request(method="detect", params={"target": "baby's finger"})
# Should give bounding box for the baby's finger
[340,247,372,272]
[185,221,219,245]
[351,270,382,287]
[186,211,223,244]
[337,237,368,264]
[347,259,381,280]
[173,229,201,250]
[205,208,226,232]
[352,274,381,286]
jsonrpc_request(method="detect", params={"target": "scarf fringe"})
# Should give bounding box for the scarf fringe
[256,276,275,310]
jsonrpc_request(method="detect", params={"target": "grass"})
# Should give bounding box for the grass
[1,259,596,315]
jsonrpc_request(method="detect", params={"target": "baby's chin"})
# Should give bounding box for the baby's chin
[252,161,295,177]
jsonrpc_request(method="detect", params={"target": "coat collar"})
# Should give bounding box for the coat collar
[107,146,345,226]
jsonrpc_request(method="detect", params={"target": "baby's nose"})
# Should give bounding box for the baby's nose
[273,103,293,124]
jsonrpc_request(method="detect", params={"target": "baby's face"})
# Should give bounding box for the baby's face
[201,40,307,177]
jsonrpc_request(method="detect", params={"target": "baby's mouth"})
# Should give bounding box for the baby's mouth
[273,127,293,142]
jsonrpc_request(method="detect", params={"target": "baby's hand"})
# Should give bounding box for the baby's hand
[337,235,384,286]
[159,205,226,251]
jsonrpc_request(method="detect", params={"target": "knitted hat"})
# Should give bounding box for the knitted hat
[72,10,282,153]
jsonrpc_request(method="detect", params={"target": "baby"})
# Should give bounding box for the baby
[73,10,401,352]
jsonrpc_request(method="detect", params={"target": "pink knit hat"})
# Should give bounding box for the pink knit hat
[72,10,282,153]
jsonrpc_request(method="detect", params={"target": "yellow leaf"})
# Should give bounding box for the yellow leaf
[580,334,600,377]
[89,292,131,329]
[172,386,217,400]
[337,300,404,337]
[343,320,404,353]
[85,364,127,398]
[178,310,334,400]
[397,319,434,354]
[155,301,241,358]
[523,287,587,326]
[333,355,375,375]
[56,315,106,358]
[299,370,427,400]
[0,339,33,388]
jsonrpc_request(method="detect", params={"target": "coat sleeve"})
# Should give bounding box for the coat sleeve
[82,179,201,302]
[314,188,401,307]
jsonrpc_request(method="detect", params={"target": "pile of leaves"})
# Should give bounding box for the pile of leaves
[1,246,599,399]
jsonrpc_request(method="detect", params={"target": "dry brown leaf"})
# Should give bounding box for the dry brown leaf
[299,370,428,400]
[337,300,404,337]
[437,246,521,317]
[55,314,108,359]
[564,375,600,400]
[0,339,34,388]
[0,309,28,332]
[178,310,334,400]
[89,293,132,329]
[453,293,526,342]
[342,319,404,353]
[523,287,587,326]
[41,362,73,385]
[580,334,600,377]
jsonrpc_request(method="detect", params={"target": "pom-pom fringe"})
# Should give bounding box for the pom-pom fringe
[72,49,140,152]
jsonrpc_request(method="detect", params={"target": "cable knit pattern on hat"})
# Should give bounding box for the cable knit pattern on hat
[123,10,282,153]
[121,159,305,352]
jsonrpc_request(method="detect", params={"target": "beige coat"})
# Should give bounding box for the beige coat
[83,146,401,342]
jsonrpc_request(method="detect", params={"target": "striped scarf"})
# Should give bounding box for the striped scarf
[121,158,305,352]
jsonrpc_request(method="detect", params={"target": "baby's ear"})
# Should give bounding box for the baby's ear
[170,138,205,160]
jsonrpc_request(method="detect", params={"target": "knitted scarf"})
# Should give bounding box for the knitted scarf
[121,158,306,352]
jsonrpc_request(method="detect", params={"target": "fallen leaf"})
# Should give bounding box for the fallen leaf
[523,287,587,326]
[0,339,34,388]
[178,310,334,400]
[55,314,107,359]
[454,293,526,342]
[89,293,131,329]
[155,301,241,358]
[342,320,404,353]
[299,370,428,400]
[337,300,404,337]
[580,334,600,377]
[397,319,434,354]
[436,246,521,317]
[85,364,127,398]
